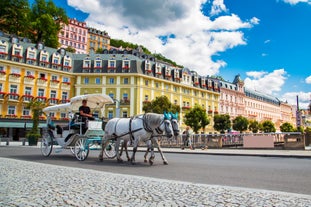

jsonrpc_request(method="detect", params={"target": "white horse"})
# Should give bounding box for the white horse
[119,112,180,165]
[143,112,180,165]
[99,113,173,164]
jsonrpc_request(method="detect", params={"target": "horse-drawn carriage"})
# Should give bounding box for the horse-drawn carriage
[41,93,181,164]
[41,94,117,161]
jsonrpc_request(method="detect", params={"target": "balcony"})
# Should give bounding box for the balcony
[21,115,32,119]
[62,65,72,72]
[48,98,59,105]
[182,106,191,110]
[24,75,35,84]
[50,80,60,88]
[39,60,50,67]
[60,99,70,103]
[11,54,23,62]
[9,73,21,83]
[5,114,18,119]
[121,99,130,105]
[61,82,70,90]
[37,78,48,87]
[22,94,34,102]
[36,96,47,102]
[0,91,6,99]
[7,93,20,101]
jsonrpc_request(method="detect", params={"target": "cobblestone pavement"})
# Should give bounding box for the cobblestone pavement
[1,158,311,206]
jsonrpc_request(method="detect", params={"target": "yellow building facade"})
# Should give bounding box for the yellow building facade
[0,35,220,140]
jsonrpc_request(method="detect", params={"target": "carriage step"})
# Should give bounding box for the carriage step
[85,130,105,137]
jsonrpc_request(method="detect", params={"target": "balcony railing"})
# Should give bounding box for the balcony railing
[7,93,19,100]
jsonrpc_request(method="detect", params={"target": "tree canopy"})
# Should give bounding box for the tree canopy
[232,115,249,133]
[0,0,31,37]
[29,0,68,48]
[0,0,68,48]
[261,120,276,133]
[280,122,295,132]
[213,114,231,133]
[111,39,182,67]
[142,95,180,115]
[184,104,210,134]
[248,120,260,133]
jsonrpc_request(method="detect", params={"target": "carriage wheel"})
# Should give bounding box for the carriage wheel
[69,147,75,155]
[104,140,117,159]
[74,137,89,161]
[41,132,53,157]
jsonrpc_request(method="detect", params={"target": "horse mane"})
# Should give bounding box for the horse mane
[144,113,163,127]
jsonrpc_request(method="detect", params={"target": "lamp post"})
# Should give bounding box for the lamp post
[114,99,121,118]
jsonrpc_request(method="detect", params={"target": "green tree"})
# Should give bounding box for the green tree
[280,122,295,132]
[65,46,76,53]
[248,120,260,133]
[184,104,210,134]
[29,0,68,48]
[261,120,276,133]
[142,95,180,114]
[296,126,304,134]
[213,114,231,134]
[26,100,46,144]
[232,116,249,133]
[95,48,104,54]
[0,0,31,36]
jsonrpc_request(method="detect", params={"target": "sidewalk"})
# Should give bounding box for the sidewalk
[1,157,311,206]
[2,141,311,158]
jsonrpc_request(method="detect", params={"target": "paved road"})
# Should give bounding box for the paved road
[1,146,311,195]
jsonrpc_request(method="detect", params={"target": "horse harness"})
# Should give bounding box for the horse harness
[112,114,155,140]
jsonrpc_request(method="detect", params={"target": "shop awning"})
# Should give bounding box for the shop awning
[0,122,46,128]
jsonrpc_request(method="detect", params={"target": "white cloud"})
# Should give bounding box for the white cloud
[68,0,258,76]
[245,71,267,79]
[244,69,287,95]
[210,0,228,16]
[306,75,311,84]
[281,91,311,109]
[282,0,311,5]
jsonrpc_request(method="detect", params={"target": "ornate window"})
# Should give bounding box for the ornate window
[0,40,8,59]
[40,50,49,67]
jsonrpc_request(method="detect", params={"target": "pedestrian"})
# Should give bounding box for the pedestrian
[181,126,191,150]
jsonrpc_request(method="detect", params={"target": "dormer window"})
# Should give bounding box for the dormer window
[208,80,212,89]
[95,58,102,68]
[155,63,161,75]
[0,40,8,58]
[145,60,151,73]
[51,54,61,69]
[165,67,171,79]
[83,58,91,68]
[122,60,130,69]
[40,50,49,67]
[63,55,72,71]
[108,60,116,69]
[12,44,23,62]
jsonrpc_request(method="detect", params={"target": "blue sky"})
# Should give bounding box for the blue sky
[29,0,311,109]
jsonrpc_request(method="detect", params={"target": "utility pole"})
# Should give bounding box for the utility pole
[296,95,301,128]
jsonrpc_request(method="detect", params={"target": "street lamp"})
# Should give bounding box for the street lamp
[114,99,120,118]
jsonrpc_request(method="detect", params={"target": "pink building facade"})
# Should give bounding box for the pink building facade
[219,75,295,131]
[58,18,88,54]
